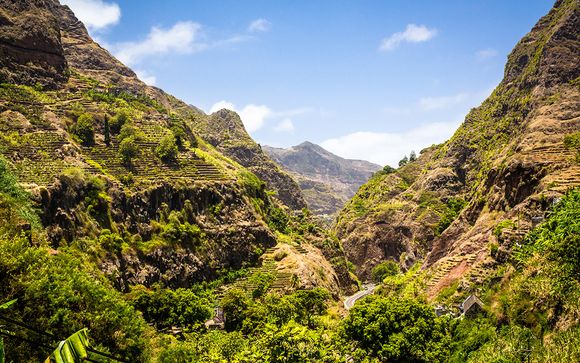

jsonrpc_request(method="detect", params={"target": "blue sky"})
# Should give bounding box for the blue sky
[62,0,553,166]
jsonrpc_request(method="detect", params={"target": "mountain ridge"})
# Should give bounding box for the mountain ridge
[335,0,580,287]
[264,141,381,216]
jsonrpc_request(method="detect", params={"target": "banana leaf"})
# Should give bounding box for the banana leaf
[45,328,90,363]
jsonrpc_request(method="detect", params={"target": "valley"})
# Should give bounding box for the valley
[0,0,578,362]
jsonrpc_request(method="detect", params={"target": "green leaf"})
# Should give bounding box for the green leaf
[47,328,90,363]
[0,299,17,310]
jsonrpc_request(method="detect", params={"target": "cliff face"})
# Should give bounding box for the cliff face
[336,0,580,289]
[0,0,352,293]
[0,0,68,88]
[264,142,381,216]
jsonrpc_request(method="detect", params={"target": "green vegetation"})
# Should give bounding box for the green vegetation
[564,131,580,163]
[110,108,130,134]
[0,156,39,230]
[156,134,178,162]
[435,197,467,235]
[342,296,452,362]
[118,136,139,164]
[128,285,212,330]
[72,113,95,146]
[371,260,400,282]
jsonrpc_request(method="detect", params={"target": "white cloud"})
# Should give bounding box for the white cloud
[321,120,460,167]
[248,18,272,33]
[208,101,272,133]
[476,48,498,60]
[239,105,272,132]
[112,21,206,66]
[61,0,120,32]
[208,102,310,133]
[209,100,236,114]
[135,70,156,86]
[380,24,437,51]
[419,93,468,110]
[273,118,295,133]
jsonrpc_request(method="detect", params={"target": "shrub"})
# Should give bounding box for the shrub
[222,288,250,331]
[160,211,205,249]
[341,296,452,362]
[398,155,409,167]
[118,136,139,164]
[110,109,129,134]
[128,285,212,330]
[118,123,139,142]
[493,219,516,238]
[563,132,580,163]
[156,134,178,162]
[72,113,95,146]
[371,260,400,282]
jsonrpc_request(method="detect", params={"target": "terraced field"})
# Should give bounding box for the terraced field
[0,128,229,186]
[215,246,298,301]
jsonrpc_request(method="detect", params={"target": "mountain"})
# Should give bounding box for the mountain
[335,0,580,288]
[264,142,381,216]
[0,1,357,359]
[1,0,579,361]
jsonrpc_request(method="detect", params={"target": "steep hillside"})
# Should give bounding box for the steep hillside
[264,142,381,216]
[336,0,580,290]
[0,0,354,303]
[189,109,307,210]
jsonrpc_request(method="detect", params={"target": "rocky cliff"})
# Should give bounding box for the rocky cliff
[264,141,381,217]
[336,0,580,291]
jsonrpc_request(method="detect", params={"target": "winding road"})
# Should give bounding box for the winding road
[344,283,376,310]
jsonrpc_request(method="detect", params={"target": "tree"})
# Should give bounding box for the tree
[371,260,400,282]
[156,134,178,162]
[382,165,396,174]
[292,288,330,328]
[73,114,95,146]
[104,115,111,146]
[341,296,452,362]
[222,288,249,332]
[110,109,129,134]
[398,155,409,167]
[118,136,139,164]
[409,150,417,162]
[118,123,138,142]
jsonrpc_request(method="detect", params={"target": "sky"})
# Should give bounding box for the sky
[61,0,553,167]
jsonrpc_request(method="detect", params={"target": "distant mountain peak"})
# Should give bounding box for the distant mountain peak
[264,142,381,216]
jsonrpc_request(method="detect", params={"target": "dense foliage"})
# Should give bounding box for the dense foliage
[156,134,179,162]
[342,296,452,362]
[72,113,95,146]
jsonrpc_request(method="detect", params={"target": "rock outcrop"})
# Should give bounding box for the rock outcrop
[0,0,68,88]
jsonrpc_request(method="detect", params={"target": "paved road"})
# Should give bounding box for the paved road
[344,284,376,310]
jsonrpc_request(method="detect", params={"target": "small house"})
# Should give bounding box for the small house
[460,295,484,317]
[204,307,225,330]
